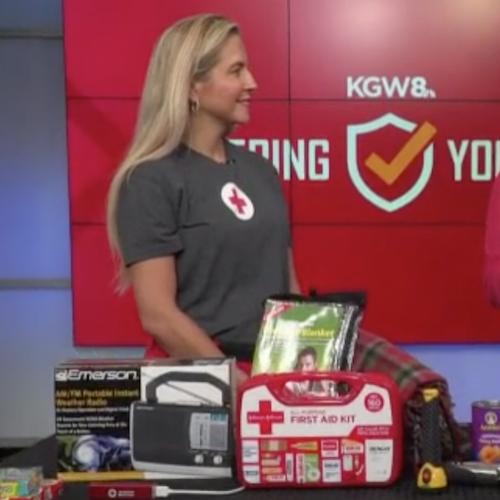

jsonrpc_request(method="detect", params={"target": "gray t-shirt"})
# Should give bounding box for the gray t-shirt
[116,141,291,347]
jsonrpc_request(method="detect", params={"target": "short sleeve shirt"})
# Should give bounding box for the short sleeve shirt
[116,141,291,345]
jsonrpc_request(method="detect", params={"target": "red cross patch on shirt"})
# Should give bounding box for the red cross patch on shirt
[221,182,255,220]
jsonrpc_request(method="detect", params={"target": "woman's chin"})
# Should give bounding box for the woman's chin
[234,106,251,124]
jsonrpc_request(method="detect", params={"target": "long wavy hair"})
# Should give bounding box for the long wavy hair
[106,14,240,292]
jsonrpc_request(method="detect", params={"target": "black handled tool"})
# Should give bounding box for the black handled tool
[416,387,448,492]
[445,462,500,486]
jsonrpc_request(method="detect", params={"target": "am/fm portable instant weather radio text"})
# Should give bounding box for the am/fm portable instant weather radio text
[237,372,403,488]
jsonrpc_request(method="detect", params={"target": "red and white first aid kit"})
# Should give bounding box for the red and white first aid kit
[237,372,403,488]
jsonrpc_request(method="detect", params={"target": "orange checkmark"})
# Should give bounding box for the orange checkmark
[364,121,437,185]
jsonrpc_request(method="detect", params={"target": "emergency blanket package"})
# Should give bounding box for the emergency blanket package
[237,372,403,488]
[251,292,366,379]
[54,358,235,482]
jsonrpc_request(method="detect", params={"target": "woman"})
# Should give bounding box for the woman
[106,14,299,387]
[106,13,468,461]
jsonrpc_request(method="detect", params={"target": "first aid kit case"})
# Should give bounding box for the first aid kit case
[54,357,235,482]
[237,372,403,488]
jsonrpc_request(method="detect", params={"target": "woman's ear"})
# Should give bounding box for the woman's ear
[189,79,203,103]
[189,88,198,103]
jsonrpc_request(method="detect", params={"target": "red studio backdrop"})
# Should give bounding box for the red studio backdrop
[63,0,500,346]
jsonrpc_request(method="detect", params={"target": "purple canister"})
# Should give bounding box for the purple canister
[472,400,500,464]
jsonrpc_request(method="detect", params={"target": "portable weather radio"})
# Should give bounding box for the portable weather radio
[130,370,234,477]
[237,371,403,488]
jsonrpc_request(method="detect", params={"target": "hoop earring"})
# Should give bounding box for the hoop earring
[190,99,200,114]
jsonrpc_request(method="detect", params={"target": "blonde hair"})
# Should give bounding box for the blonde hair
[106,14,240,292]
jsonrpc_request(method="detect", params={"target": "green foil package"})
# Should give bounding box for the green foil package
[251,292,366,377]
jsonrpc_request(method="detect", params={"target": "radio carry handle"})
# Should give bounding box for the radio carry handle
[144,370,232,407]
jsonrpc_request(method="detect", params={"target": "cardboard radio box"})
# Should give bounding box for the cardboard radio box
[54,357,235,481]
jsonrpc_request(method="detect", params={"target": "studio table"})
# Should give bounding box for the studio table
[1,436,500,499]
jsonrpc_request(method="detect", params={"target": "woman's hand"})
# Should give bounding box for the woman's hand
[236,367,250,388]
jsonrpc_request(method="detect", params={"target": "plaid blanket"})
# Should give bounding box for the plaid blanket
[352,329,472,465]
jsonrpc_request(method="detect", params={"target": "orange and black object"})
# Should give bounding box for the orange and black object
[416,388,448,493]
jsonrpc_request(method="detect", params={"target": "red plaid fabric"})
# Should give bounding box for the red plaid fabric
[352,329,445,400]
[352,329,471,463]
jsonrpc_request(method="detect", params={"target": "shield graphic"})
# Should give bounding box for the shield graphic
[346,113,434,213]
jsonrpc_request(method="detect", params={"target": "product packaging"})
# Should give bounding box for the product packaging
[237,371,403,487]
[251,291,366,385]
[54,357,235,481]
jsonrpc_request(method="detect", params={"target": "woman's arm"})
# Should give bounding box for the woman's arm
[130,256,249,385]
[484,176,500,307]
[288,248,301,294]
[130,256,225,357]
[265,160,300,295]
